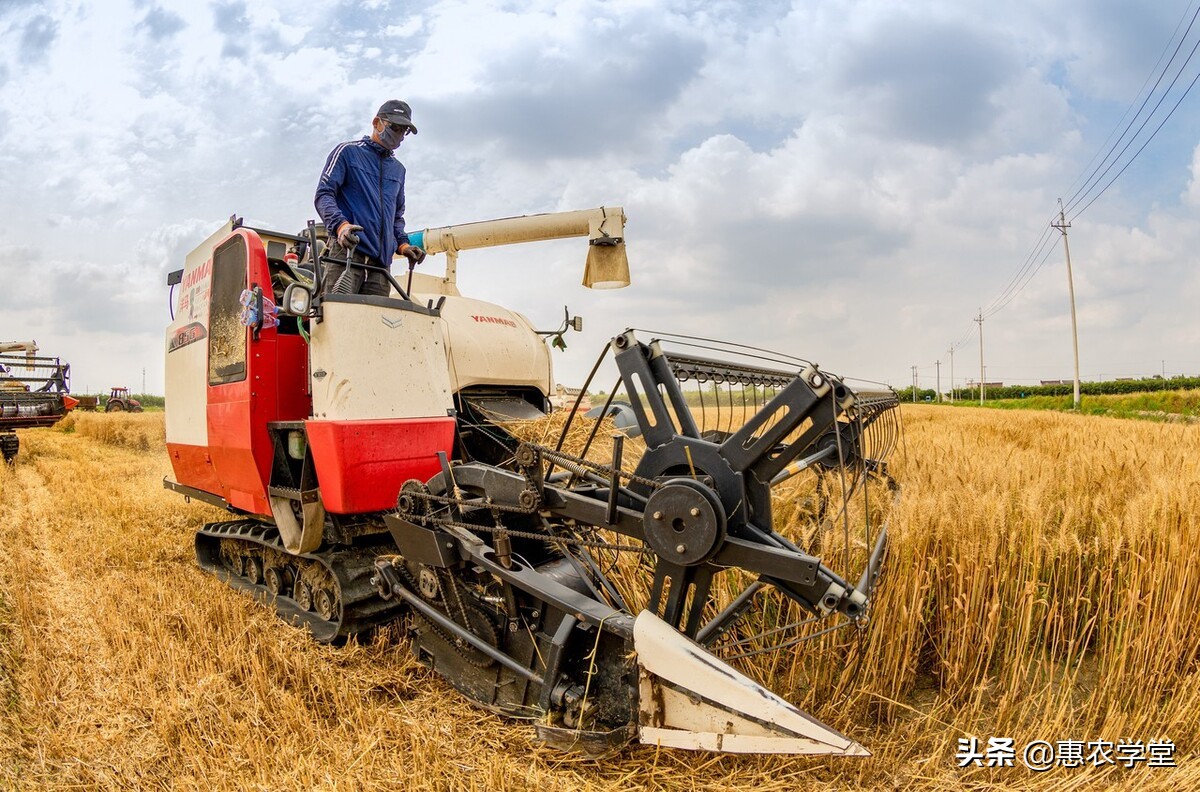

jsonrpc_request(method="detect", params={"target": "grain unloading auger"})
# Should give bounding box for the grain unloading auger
[163,207,900,757]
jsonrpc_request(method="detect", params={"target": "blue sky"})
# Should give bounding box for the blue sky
[2,0,1199,394]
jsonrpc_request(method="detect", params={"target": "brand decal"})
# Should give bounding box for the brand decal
[177,284,210,319]
[181,258,212,290]
[471,314,518,328]
[168,322,207,353]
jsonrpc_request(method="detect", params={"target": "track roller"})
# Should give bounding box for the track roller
[195,519,405,643]
[265,565,293,597]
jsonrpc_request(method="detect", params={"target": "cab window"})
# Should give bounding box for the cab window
[208,236,248,385]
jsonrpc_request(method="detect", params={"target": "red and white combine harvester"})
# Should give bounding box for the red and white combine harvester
[163,208,901,756]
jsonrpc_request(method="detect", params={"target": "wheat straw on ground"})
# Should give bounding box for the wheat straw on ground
[0,407,1197,789]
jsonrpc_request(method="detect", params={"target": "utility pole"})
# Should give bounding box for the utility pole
[1052,200,1081,409]
[948,346,955,403]
[975,310,985,405]
[935,360,941,403]
[142,367,146,395]
[911,365,918,403]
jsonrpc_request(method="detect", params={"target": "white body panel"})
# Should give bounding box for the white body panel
[309,300,453,420]
[165,220,232,446]
[410,286,552,398]
[165,336,210,446]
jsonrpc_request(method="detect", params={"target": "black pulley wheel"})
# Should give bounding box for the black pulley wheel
[642,478,727,566]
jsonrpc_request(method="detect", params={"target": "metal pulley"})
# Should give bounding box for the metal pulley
[642,479,727,566]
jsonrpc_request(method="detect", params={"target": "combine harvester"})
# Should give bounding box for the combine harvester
[0,341,78,462]
[163,208,900,756]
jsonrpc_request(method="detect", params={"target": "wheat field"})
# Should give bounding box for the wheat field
[0,408,1197,790]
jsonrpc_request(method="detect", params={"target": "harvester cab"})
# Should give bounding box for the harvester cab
[163,207,900,757]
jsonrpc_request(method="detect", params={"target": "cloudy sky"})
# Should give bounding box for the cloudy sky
[2,0,1200,395]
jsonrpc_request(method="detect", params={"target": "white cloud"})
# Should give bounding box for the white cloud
[1,0,1199,394]
[385,19,424,37]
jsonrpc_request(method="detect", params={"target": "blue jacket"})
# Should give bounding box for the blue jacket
[314,136,410,267]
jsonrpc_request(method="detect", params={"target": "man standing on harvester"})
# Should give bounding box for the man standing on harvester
[315,99,426,296]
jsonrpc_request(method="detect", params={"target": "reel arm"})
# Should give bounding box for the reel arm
[371,330,899,756]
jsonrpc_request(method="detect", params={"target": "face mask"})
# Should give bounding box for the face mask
[379,125,405,150]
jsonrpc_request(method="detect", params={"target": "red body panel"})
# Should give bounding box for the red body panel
[167,442,224,496]
[305,417,456,513]
[207,387,269,514]
[274,334,310,421]
[170,228,313,517]
[205,231,272,515]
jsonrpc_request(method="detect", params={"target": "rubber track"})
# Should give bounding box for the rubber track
[195,519,406,643]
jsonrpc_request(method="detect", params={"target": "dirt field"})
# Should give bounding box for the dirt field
[0,408,1196,790]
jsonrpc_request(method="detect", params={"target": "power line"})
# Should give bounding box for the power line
[1071,61,1200,220]
[961,1,1200,329]
[979,220,1056,317]
[950,325,975,353]
[1063,2,1200,215]
[1066,27,1200,217]
[1060,2,1197,202]
[981,231,1059,319]
[981,222,1058,319]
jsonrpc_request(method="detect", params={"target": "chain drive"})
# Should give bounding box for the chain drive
[395,444,657,555]
[393,559,499,668]
[525,443,663,490]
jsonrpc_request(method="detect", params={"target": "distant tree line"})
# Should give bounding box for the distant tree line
[896,375,1200,403]
[127,393,166,408]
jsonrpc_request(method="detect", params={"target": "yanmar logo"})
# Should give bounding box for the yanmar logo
[181,259,211,290]
[471,314,518,328]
